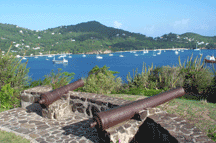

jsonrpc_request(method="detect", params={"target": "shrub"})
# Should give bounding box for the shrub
[0,44,31,108]
[126,62,153,89]
[178,54,215,94]
[158,65,184,90]
[0,84,20,109]
[83,65,122,94]
[42,68,75,90]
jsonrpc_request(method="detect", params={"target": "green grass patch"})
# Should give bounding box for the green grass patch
[0,130,30,143]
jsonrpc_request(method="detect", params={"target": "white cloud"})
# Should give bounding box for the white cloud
[114,21,122,29]
[143,25,155,32]
[172,19,190,30]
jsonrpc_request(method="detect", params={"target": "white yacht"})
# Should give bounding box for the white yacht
[119,51,124,57]
[48,51,52,57]
[205,55,215,61]
[96,54,103,59]
[82,54,86,57]
[143,48,148,54]
[194,44,200,51]
[175,50,179,55]
[199,49,203,55]
[53,56,68,63]
[157,50,161,55]
[109,53,113,56]
[34,56,38,58]
[134,54,138,56]
[16,55,21,58]
[22,57,27,60]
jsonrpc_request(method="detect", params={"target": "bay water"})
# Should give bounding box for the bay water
[20,49,216,84]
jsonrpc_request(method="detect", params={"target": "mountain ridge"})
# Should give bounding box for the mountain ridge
[0,21,215,56]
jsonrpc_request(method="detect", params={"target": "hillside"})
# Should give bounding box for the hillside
[0,21,215,56]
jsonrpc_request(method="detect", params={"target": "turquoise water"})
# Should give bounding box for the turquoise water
[20,49,216,83]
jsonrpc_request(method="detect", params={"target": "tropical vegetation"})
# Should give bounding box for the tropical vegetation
[0,21,216,57]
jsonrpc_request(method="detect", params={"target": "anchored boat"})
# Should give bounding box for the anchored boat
[53,56,68,64]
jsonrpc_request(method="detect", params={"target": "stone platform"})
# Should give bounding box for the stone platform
[0,107,214,143]
[0,85,214,143]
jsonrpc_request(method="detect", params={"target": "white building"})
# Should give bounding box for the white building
[38,36,41,39]
[51,32,55,35]
[33,47,40,50]
[19,30,23,33]
[15,44,20,47]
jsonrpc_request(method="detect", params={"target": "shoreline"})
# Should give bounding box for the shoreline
[18,48,210,58]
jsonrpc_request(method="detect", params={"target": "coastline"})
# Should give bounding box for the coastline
[19,47,209,58]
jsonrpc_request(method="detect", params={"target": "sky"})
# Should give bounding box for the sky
[0,0,215,38]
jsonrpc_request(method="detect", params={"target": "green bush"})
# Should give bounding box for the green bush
[42,68,75,90]
[0,83,20,109]
[0,44,31,108]
[27,78,43,88]
[27,68,75,90]
[83,65,122,94]
[178,54,215,94]
[126,62,153,89]
[158,65,184,90]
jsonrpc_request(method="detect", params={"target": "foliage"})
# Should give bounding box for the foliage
[27,78,43,88]
[83,65,122,94]
[207,126,216,141]
[126,62,153,89]
[178,54,215,94]
[27,68,75,90]
[0,22,215,57]
[0,43,31,108]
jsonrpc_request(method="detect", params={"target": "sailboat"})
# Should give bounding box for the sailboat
[82,53,86,57]
[143,48,147,54]
[157,49,161,55]
[119,51,124,57]
[153,47,156,56]
[53,56,68,63]
[48,51,52,57]
[68,53,72,58]
[46,56,49,60]
[199,47,203,55]
[194,44,200,51]
[96,54,103,59]
[109,53,113,56]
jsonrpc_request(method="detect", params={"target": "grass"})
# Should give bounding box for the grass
[0,129,31,143]
[104,92,216,142]
[0,92,215,142]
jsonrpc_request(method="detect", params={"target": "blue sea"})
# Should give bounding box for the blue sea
[20,49,216,84]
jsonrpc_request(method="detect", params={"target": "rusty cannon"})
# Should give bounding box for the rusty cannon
[90,86,185,131]
[39,79,84,107]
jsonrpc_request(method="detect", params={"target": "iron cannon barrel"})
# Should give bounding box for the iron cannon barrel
[90,86,185,131]
[39,79,84,107]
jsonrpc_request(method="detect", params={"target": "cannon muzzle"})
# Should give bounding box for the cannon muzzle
[39,79,84,107]
[90,86,185,131]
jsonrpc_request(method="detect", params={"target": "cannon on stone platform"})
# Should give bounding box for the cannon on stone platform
[39,79,84,107]
[90,86,185,131]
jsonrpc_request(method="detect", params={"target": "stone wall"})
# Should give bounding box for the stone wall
[20,86,169,143]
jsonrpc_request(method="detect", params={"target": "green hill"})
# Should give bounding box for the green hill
[0,21,215,56]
